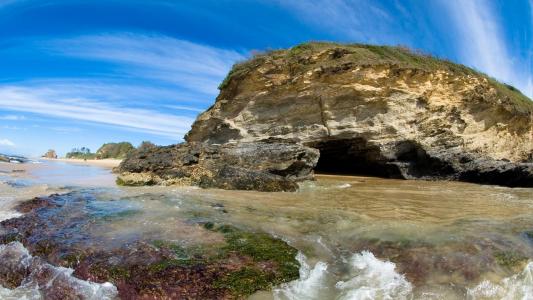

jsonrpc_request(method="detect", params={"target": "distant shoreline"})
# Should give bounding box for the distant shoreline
[42,158,122,168]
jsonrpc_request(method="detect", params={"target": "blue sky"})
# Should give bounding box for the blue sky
[0,0,531,157]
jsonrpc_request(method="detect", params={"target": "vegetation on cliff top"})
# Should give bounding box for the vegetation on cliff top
[66,142,139,159]
[65,147,96,159]
[96,142,134,159]
[219,42,532,113]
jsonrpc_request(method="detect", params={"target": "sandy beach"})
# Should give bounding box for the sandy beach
[42,158,122,168]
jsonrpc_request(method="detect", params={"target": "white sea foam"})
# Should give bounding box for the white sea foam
[274,250,413,300]
[468,261,533,300]
[0,210,22,222]
[336,251,413,300]
[0,285,42,300]
[337,184,352,189]
[0,242,118,300]
[273,252,329,300]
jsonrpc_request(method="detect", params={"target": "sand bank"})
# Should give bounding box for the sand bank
[43,158,122,168]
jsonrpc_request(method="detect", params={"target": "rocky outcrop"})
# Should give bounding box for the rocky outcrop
[117,140,318,192]
[119,42,533,190]
[42,149,57,159]
[0,153,27,164]
[96,142,134,159]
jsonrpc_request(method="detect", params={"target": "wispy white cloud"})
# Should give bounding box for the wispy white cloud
[273,0,410,45]
[49,126,82,133]
[0,85,195,139]
[1,125,24,130]
[0,34,249,141]
[165,105,205,113]
[440,1,511,78]
[0,138,15,147]
[43,33,246,96]
[439,0,532,98]
[0,114,25,120]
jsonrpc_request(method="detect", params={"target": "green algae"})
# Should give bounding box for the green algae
[209,224,300,295]
[494,251,528,268]
[213,267,272,296]
[60,252,86,268]
[147,224,300,297]
[115,177,126,186]
[107,266,131,280]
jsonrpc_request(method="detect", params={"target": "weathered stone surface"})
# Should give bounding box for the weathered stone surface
[119,42,533,189]
[117,141,318,191]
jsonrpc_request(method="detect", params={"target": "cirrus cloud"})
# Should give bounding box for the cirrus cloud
[0,138,15,146]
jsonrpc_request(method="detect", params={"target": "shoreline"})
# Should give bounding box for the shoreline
[42,158,122,168]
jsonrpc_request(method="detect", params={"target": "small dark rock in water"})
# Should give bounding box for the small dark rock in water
[211,203,228,213]
[0,192,300,299]
[0,153,28,164]
[3,180,30,188]
[523,231,533,242]
[14,194,60,213]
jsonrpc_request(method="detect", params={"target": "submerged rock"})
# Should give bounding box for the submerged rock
[118,42,533,190]
[0,193,300,299]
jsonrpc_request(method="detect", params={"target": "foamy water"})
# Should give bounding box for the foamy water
[0,242,117,300]
[468,262,533,300]
[274,251,412,300]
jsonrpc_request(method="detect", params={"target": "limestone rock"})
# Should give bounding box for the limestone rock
[119,42,533,189]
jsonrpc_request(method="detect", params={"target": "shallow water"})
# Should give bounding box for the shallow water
[1,161,532,299]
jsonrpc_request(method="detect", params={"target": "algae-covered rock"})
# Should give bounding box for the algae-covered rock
[0,193,301,299]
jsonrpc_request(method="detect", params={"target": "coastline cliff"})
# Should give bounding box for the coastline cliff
[117,42,533,190]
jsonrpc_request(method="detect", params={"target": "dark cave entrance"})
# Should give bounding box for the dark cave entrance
[309,138,455,179]
[309,138,403,178]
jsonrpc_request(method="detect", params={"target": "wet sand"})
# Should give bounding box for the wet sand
[42,158,122,168]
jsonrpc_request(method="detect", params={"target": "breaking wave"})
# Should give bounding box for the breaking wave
[274,250,412,300]
[336,251,413,300]
[468,261,533,300]
[274,252,329,300]
[0,242,118,300]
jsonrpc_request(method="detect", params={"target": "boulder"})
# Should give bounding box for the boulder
[116,141,318,192]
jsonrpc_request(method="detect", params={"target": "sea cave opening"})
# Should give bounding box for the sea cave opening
[309,138,403,178]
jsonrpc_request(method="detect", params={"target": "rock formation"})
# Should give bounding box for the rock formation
[117,140,318,192]
[96,142,134,159]
[118,42,533,190]
[42,149,57,159]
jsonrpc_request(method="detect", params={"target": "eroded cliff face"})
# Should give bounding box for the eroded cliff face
[119,43,533,190]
